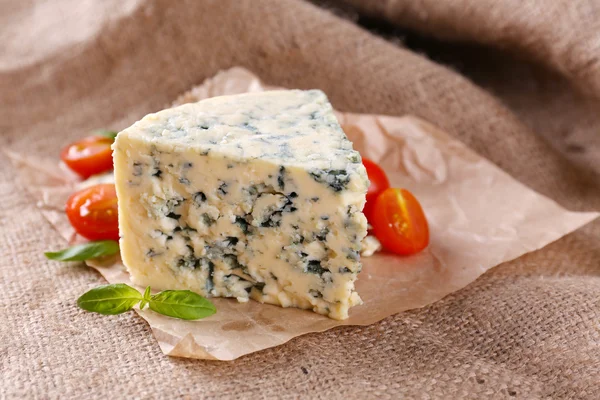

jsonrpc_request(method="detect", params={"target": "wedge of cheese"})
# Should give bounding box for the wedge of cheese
[113,90,368,319]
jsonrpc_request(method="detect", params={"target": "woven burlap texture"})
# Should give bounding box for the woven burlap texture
[1,0,599,398]
[338,0,600,99]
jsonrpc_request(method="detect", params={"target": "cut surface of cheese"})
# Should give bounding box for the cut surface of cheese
[113,90,368,319]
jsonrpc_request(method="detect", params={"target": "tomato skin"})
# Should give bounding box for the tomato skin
[60,135,114,179]
[362,158,390,223]
[371,188,429,255]
[65,184,119,241]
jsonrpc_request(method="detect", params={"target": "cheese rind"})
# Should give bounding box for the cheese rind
[113,90,368,319]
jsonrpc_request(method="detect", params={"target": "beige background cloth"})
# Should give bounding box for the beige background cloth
[1,0,599,398]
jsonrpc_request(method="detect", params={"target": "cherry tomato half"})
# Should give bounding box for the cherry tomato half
[60,135,114,179]
[362,158,390,223]
[371,188,429,256]
[66,184,119,241]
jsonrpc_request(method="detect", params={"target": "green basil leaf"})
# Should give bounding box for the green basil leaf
[94,130,118,141]
[149,290,216,320]
[45,240,119,262]
[77,283,142,315]
[139,286,152,310]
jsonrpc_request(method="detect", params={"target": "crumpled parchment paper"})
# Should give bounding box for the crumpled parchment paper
[7,67,598,361]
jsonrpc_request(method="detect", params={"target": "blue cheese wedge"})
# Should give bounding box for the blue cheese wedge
[113,90,368,320]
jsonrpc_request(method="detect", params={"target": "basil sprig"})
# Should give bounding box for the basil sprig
[77,283,216,320]
[94,129,118,141]
[149,290,217,320]
[45,240,119,261]
[77,283,143,315]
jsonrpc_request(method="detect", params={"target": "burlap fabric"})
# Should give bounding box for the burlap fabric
[1,0,599,398]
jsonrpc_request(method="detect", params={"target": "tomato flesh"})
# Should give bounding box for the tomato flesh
[371,188,429,255]
[66,184,119,241]
[61,135,114,179]
[362,158,390,223]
